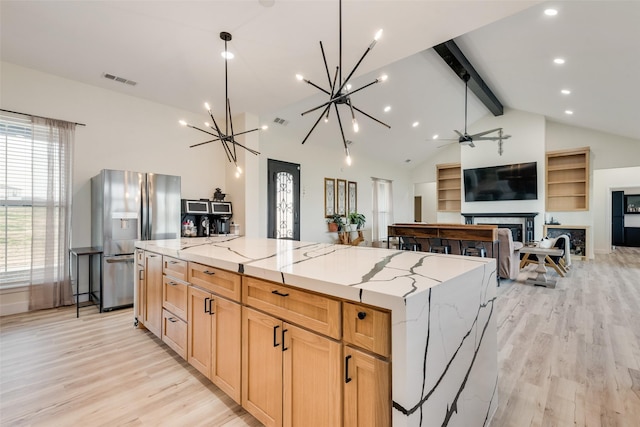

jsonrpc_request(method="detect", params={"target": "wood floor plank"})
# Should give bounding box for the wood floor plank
[1,247,639,426]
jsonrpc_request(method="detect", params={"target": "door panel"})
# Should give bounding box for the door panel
[212,297,242,404]
[102,254,135,309]
[146,173,181,240]
[187,286,212,377]
[267,159,300,241]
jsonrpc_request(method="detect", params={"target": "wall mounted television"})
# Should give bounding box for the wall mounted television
[464,161,538,202]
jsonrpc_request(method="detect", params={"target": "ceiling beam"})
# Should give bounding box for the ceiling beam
[433,39,504,116]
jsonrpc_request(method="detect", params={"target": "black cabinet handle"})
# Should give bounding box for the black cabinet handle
[138,270,144,280]
[169,260,179,264]
[345,355,352,383]
[168,317,177,323]
[208,298,214,315]
[282,328,289,351]
[272,290,290,297]
[203,270,215,276]
[204,297,210,314]
[168,281,177,286]
[273,325,280,347]
[148,254,158,257]
[357,311,367,320]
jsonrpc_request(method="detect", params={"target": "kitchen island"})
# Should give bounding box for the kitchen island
[135,236,498,427]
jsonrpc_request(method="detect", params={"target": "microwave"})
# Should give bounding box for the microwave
[182,199,210,214]
[210,201,232,216]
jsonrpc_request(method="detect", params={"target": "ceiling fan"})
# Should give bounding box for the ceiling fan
[437,73,511,154]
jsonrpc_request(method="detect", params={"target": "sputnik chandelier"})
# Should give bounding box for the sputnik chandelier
[297,0,390,165]
[179,32,259,177]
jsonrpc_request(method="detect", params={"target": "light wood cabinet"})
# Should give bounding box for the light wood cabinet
[188,262,241,302]
[437,163,461,212]
[187,285,242,403]
[243,276,341,339]
[343,302,391,358]
[242,307,342,427]
[343,345,391,427]
[143,252,163,338]
[162,309,187,359]
[163,256,187,282]
[546,147,590,211]
[162,276,187,321]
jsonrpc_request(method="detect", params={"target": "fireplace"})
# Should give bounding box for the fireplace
[461,212,538,243]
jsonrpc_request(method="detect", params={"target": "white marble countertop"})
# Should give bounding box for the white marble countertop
[135,236,495,310]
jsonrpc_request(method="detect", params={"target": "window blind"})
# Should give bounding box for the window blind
[0,113,67,287]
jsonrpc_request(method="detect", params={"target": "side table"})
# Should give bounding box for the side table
[70,247,103,317]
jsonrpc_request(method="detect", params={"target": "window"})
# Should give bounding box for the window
[371,178,393,243]
[0,113,72,290]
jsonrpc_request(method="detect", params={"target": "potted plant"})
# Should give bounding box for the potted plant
[327,214,345,232]
[348,212,366,231]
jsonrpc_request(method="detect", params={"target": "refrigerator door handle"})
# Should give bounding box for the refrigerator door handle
[105,257,135,264]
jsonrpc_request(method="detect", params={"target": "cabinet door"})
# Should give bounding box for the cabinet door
[187,286,212,377]
[211,296,241,404]
[242,307,283,427]
[135,263,145,326]
[144,252,163,338]
[343,346,391,427]
[282,323,342,427]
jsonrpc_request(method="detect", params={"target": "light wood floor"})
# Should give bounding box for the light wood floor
[1,247,639,426]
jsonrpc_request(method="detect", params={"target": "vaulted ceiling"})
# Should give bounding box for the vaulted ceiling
[2,1,639,166]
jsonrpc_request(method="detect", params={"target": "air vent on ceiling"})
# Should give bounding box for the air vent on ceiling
[273,117,288,126]
[103,73,137,86]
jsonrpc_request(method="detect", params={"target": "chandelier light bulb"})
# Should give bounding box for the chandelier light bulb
[345,147,352,165]
[179,120,187,126]
[346,154,352,166]
[221,51,234,59]
[352,119,359,133]
[379,74,388,82]
[235,171,240,178]
[261,125,269,130]
[296,74,304,81]
[384,106,391,112]
[236,165,243,174]
[324,118,329,123]
[204,122,210,127]
[374,29,383,41]
[204,102,211,110]
[346,83,352,91]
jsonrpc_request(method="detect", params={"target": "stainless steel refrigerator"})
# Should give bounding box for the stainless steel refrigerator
[91,169,181,311]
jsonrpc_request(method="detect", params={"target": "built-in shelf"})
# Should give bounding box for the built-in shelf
[546,147,590,211]
[437,163,461,212]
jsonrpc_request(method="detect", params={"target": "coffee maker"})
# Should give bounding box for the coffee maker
[210,201,232,235]
[181,199,212,237]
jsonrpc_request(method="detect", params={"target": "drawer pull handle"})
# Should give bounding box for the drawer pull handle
[357,311,367,320]
[282,328,289,352]
[272,290,289,297]
[273,325,280,347]
[168,281,177,286]
[168,317,177,323]
[169,260,179,264]
[138,270,144,280]
[208,298,214,315]
[203,270,215,276]
[345,355,352,383]
[148,254,158,258]
[204,297,210,314]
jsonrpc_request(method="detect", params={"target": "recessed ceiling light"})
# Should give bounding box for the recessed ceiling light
[221,51,234,59]
[554,58,565,65]
[565,110,574,115]
[412,121,419,128]
[384,105,391,112]
[432,134,439,140]
[561,89,571,95]
[544,8,558,16]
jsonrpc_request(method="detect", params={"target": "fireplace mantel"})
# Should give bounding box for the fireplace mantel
[462,212,538,243]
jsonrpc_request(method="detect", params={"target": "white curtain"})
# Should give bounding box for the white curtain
[371,177,393,245]
[0,113,75,310]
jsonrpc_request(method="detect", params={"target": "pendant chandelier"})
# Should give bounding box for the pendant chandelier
[297,0,390,165]
[179,32,259,177]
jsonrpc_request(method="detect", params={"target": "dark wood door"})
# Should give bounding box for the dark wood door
[267,159,300,241]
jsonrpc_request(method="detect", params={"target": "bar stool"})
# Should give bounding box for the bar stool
[461,241,487,257]
[428,238,451,254]
[399,237,422,251]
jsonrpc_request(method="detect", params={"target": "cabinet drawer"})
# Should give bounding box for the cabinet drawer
[162,309,187,359]
[163,276,188,321]
[136,249,144,266]
[343,302,391,358]
[163,256,187,281]
[188,262,241,302]
[243,276,341,339]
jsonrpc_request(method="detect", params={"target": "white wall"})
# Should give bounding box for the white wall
[257,116,413,244]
